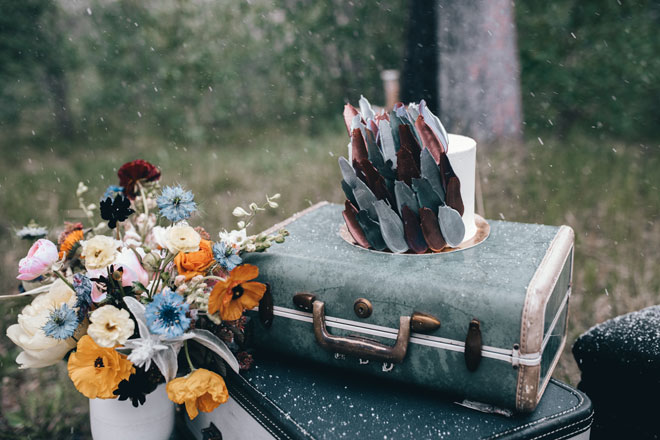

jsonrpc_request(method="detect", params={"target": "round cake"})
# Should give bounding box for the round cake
[446,134,477,242]
[339,97,481,253]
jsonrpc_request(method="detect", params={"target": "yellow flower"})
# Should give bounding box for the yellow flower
[67,335,134,399]
[208,264,266,321]
[166,368,228,419]
[80,235,120,270]
[59,229,84,259]
[164,224,201,254]
[87,305,135,348]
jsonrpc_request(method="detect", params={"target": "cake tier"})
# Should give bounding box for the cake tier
[447,134,477,242]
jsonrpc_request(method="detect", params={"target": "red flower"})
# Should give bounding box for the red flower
[117,160,161,199]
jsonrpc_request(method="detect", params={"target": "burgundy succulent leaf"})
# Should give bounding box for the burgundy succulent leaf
[419,207,447,252]
[343,104,360,135]
[398,125,422,169]
[355,159,395,207]
[342,201,370,248]
[396,145,420,186]
[446,176,464,216]
[414,115,445,163]
[402,205,428,254]
[351,128,369,163]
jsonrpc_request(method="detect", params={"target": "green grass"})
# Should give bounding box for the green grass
[0,124,658,436]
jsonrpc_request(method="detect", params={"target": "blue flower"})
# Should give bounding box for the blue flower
[72,273,93,321]
[42,304,79,340]
[156,185,197,222]
[212,242,242,272]
[102,185,125,201]
[145,289,191,338]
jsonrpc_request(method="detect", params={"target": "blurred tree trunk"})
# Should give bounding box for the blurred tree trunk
[436,0,522,144]
[401,0,438,110]
[45,68,74,139]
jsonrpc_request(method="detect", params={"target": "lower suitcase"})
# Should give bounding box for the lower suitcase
[180,354,593,440]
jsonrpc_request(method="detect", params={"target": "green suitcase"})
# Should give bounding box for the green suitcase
[244,202,574,412]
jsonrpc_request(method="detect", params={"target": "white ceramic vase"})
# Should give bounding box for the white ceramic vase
[89,383,175,440]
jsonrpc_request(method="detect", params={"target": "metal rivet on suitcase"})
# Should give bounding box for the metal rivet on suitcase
[353,298,373,318]
[410,312,442,333]
[293,292,316,312]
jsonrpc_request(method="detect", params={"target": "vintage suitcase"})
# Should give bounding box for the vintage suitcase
[243,201,575,412]
[182,353,593,439]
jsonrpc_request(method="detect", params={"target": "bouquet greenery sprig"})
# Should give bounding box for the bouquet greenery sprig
[5,159,287,419]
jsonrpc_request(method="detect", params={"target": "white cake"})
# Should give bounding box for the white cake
[446,134,477,243]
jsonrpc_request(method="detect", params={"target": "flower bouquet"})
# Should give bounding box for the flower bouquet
[5,159,287,437]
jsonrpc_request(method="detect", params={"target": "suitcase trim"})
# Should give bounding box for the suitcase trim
[516,225,575,412]
[257,286,570,367]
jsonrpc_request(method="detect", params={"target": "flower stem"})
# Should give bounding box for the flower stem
[54,271,75,292]
[184,340,196,372]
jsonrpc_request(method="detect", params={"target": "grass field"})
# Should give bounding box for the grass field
[1,122,658,438]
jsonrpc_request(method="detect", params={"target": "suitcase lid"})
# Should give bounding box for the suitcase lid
[245,202,573,369]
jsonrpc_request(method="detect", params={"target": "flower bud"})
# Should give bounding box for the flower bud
[232,206,250,217]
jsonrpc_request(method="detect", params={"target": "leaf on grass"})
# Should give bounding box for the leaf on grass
[437,205,465,247]
[357,210,387,251]
[343,201,370,248]
[402,205,428,254]
[419,207,447,252]
[446,176,464,216]
[374,200,409,253]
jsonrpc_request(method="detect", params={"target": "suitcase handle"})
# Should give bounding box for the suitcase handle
[312,300,411,363]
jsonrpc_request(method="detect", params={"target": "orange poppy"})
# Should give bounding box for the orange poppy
[174,239,215,280]
[59,229,84,259]
[208,264,266,321]
[166,368,228,419]
[67,335,135,399]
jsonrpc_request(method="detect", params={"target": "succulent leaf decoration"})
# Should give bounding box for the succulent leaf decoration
[339,97,466,253]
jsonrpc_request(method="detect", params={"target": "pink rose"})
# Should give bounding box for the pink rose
[115,248,149,288]
[17,239,59,281]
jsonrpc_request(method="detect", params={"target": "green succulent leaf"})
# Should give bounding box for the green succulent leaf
[411,177,443,214]
[341,179,358,208]
[394,180,419,218]
[420,148,445,202]
[437,205,465,247]
[338,157,359,187]
[378,120,397,167]
[373,200,409,254]
[353,179,379,220]
[357,210,387,251]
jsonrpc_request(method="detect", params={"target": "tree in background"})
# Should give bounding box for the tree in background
[0,0,76,139]
[435,0,523,144]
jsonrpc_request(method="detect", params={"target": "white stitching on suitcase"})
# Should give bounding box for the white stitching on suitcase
[229,388,291,440]
[526,414,593,440]
[231,385,315,439]
[491,381,586,438]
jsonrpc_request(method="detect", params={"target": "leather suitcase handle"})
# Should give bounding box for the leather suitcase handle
[312,301,411,363]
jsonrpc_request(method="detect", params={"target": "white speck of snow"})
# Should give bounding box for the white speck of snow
[86,8,92,15]
[137,111,142,118]
[537,137,544,145]
[571,32,577,39]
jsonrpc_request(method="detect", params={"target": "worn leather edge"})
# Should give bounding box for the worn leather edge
[260,201,330,236]
[516,225,574,412]
[489,378,594,440]
[225,368,316,440]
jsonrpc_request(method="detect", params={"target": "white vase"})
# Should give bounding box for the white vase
[89,383,175,440]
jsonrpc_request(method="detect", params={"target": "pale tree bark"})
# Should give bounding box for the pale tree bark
[436,0,522,144]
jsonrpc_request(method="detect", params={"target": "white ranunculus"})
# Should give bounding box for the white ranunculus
[218,229,247,251]
[164,223,201,254]
[80,235,120,270]
[5,279,78,368]
[87,305,135,347]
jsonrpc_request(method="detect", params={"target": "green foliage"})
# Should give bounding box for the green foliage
[517,0,660,139]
